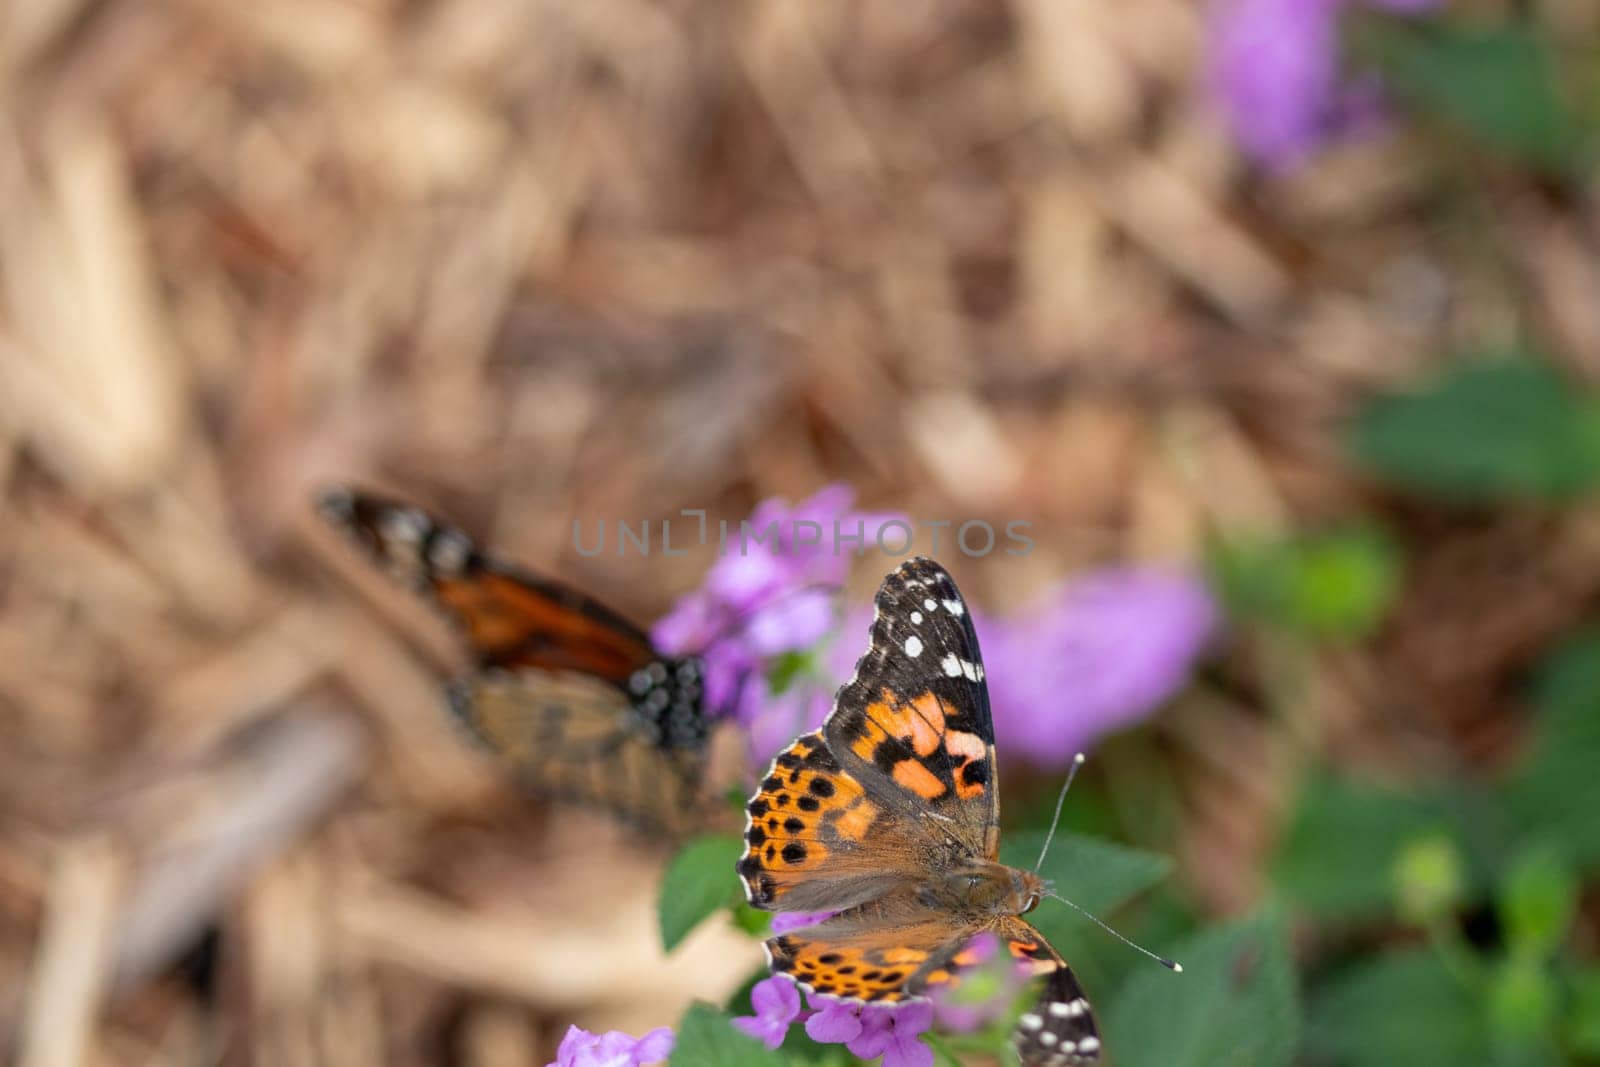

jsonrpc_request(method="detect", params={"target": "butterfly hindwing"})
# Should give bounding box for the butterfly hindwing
[1012,957,1101,1065]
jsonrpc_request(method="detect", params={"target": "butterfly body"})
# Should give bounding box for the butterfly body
[739,557,1102,1063]
[319,487,711,832]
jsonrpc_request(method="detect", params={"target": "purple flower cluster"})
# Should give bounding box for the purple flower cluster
[1206,0,1445,170]
[548,1024,673,1067]
[734,976,936,1067]
[652,486,901,761]
[655,484,1217,773]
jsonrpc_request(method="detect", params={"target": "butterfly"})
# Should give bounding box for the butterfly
[738,557,1102,1065]
[318,487,712,834]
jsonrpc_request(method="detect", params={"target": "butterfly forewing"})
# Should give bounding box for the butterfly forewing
[319,487,711,833]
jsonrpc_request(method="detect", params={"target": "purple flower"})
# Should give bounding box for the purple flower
[733,977,803,1050]
[848,1002,935,1067]
[983,568,1217,768]
[770,910,838,935]
[652,486,904,746]
[550,1025,673,1067]
[1206,0,1446,170]
[927,933,1031,1033]
[804,997,866,1044]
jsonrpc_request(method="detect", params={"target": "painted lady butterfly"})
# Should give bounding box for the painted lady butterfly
[318,487,711,834]
[738,557,1103,1064]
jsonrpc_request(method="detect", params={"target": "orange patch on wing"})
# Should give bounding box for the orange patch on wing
[943,729,986,761]
[849,707,893,762]
[437,574,648,679]
[892,758,947,799]
[905,692,946,756]
[768,935,927,1002]
[742,732,869,905]
[832,799,878,841]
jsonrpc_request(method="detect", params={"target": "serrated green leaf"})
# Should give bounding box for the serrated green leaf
[670,1002,793,1067]
[1347,356,1600,501]
[1362,21,1591,175]
[659,834,743,953]
[1102,909,1299,1067]
[1308,949,1481,1065]
[1001,830,1171,917]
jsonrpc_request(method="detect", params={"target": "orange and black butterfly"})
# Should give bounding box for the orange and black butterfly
[740,557,1104,1063]
[318,487,712,833]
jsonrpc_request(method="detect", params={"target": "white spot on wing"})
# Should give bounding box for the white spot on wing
[923,598,937,611]
[910,611,923,624]
[941,654,962,677]
[904,635,923,658]
[942,598,964,617]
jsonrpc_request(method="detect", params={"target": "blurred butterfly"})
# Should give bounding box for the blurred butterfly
[318,487,712,834]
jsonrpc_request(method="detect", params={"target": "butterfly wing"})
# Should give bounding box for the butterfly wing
[738,558,996,910]
[454,669,705,834]
[1003,918,1102,1065]
[319,487,710,832]
[824,556,1000,856]
[318,488,658,681]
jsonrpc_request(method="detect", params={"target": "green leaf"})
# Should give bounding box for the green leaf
[1001,831,1171,917]
[659,834,743,953]
[1362,21,1590,175]
[1502,629,1600,870]
[1274,776,1469,922]
[1487,957,1559,1044]
[1102,909,1299,1067]
[1499,845,1577,961]
[1347,356,1600,502]
[1566,970,1600,1056]
[1210,527,1399,640]
[1308,949,1481,1065]
[670,1002,793,1067]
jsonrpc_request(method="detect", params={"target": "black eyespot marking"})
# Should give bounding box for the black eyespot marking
[781,842,808,864]
[748,799,770,817]
[818,953,842,965]
[763,775,782,792]
[808,777,836,798]
[784,817,805,832]
[746,826,767,846]
[960,760,989,787]
[796,796,821,812]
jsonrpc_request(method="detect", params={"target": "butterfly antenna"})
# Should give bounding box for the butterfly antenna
[1033,753,1086,871]
[1044,891,1182,972]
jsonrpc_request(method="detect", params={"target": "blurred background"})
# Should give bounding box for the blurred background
[2,0,1599,1064]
